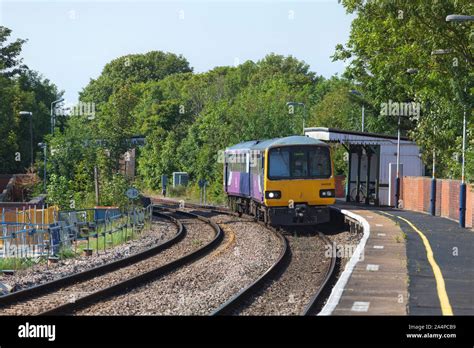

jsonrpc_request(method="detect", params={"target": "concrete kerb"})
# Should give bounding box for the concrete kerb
[318,207,371,316]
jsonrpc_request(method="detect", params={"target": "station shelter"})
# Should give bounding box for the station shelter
[304,128,424,206]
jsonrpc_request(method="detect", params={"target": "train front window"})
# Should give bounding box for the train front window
[309,147,331,178]
[268,148,290,178]
[268,146,331,179]
[291,151,308,177]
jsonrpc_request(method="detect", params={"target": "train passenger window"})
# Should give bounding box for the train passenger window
[269,148,290,177]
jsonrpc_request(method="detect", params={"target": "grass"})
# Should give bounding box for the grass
[75,226,138,253]
[192,239,203,248]
[0,257,41,271]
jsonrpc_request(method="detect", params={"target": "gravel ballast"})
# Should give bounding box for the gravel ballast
[235,230,329,315]
[76,212,283,315]
[0,213,217,315]
[0,217,176,293]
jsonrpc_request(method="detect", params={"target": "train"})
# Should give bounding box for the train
[223,135,336,226]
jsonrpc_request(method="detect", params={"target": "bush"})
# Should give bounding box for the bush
[46,174,74,209]
[100,173,129,208]
[167,185,187,197]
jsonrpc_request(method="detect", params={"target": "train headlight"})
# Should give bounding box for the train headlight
[319,189,335,198]
[265,191,281,199]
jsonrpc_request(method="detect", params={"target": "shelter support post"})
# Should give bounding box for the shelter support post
[356,146,362,203]
[365,146,372,205]
[343,144,351,202]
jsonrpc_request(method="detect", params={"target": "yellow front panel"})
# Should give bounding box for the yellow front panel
[264,178,335,207]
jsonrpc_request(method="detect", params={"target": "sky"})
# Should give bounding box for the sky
[0,0,354,103]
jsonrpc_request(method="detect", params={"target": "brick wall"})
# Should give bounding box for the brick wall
[401,176,474,229]
[335,175,345,198]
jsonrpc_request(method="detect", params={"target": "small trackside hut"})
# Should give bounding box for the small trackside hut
[304,128,424,206]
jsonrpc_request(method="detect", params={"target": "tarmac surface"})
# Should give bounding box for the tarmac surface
[330,203,474,316]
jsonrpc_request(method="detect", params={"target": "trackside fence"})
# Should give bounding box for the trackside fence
[0,205,153,259]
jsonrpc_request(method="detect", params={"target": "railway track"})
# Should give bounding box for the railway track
[1,198,341,316]
[76,206,284,315]
[0,208,223,315]
[153,199,338,316]
[213,229,336,316]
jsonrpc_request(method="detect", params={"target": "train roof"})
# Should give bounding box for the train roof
[226,135,328,151]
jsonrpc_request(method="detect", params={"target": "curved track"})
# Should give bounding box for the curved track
[0,208,223,315]
[152,199,337,316]
[213,230,337,316]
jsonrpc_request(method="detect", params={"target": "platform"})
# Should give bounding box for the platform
[324,203,474,316]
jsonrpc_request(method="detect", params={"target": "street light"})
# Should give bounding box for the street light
[445,13,473,227]
[392,68,419,209]
[434,48,469,224]
[349,89,366,132]
[286,102,306,135]
[446,14,474,22]
[431,49,452,56]
[38,142,47,193]
[19,111,33,167]
[51,98,64,134]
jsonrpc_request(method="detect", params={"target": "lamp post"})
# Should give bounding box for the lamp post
[446,13,473,227]
[286,102,306,135]
[50,98,64,135]
[349,89,365,132]
[394,111,402,208]
[423,99,438,217]
[38,142,47,193]
[395,68,419,210]
[429,120,437,216]
[446,14,474,22]
[19,111,33,167]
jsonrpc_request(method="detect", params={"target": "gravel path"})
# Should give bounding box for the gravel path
[76,212,282,315]
[235,230,329,316]
[0,213,216,315]
[0,216,176,293]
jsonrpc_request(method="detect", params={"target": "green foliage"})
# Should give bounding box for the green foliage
[334,0,474,180]
[46,174,73,209]
[0,26,61,174]
[99,174,129,208]
[0,257,39,271]
[79,51,192,106]
[167,185,186,198]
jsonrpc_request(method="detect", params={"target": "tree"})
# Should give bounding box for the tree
[0,26,62,174]
[80,51,193,106]
[333,0,473,180]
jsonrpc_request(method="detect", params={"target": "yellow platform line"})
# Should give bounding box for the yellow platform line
[378,211,453,316]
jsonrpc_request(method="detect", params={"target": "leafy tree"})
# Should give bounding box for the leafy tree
[80,51,192,106]
[333,0,473,180]
[0,26,61,174]
[46,174,73,210]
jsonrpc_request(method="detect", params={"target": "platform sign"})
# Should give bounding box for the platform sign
[126,187,139,200]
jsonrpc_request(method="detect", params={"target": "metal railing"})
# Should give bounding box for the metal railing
[0,205,153,259]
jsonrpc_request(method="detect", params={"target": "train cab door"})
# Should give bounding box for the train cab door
[224,160,228,193]
[260,153,265,201]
